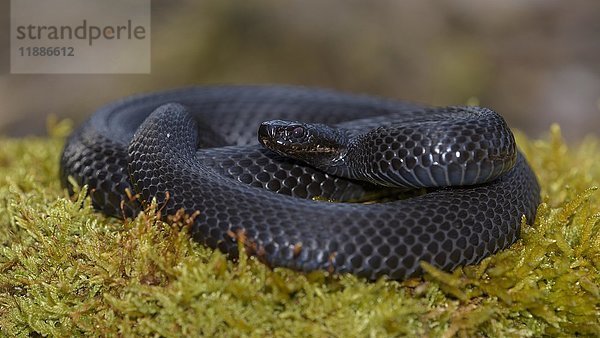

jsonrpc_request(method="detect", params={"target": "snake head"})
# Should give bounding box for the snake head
[258,120,348,168]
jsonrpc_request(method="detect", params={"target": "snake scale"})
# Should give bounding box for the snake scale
[60,85,540,280]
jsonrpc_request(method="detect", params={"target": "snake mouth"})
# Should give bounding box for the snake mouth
[258,122,276,147]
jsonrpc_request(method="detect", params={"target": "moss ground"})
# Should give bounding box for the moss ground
[0,120,599,337]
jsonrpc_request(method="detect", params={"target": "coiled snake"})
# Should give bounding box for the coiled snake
[60,85,540,280]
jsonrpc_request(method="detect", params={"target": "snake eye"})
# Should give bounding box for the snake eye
[291,126,305,138]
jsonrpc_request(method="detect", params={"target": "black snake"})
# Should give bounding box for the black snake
[60,85,540,280]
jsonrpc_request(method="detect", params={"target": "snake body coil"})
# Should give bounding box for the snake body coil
[60,85,540,280]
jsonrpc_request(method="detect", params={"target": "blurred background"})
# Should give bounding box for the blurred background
[1,0,599,140]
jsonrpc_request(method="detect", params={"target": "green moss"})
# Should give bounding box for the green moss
[1,121,599,337]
